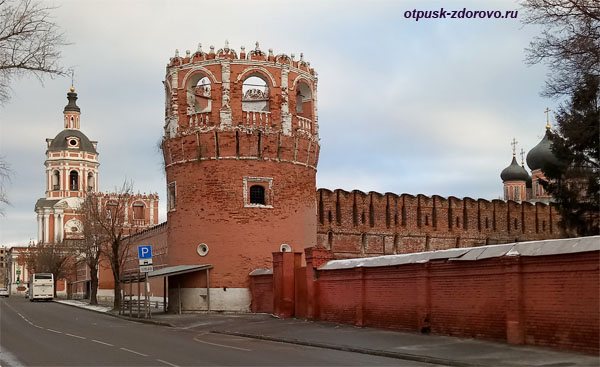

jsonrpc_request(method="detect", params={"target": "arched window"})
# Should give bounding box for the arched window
[52,170,60,190]
[187,75,211,114]
[132,202,145,220]
[295,82,312,116]
[242,75,269,112]
[69,170,79,191]
[87,172,94,192]
[249,185,265,205]
[106,200,118,219]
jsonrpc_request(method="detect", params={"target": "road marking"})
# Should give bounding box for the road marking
[46,328,62,334]
[92,339,114,346]
[193,336,251,352]
[177,321,212,329]
[65,333,86,340]
[156,359,180,367]
[120,347,148,357]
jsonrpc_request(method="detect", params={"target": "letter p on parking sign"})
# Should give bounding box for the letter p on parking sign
[138,245,152,259]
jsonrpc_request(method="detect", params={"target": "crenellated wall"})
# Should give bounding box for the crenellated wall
[317,188,562,258]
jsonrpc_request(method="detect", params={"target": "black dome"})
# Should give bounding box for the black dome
[526,129,560,171]
[501,156,530,182]
[48,129,97,154]
[64,90,80,112]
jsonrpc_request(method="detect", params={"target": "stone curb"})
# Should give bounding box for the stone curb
[54,300,176,327]
[211,330,485,367]
[53,300,112,315]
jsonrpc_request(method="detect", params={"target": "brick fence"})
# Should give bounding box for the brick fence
[250,241,599,355]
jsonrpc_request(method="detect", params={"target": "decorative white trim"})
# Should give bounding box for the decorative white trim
[235,66,278,87]
[180,66,219,88]
[291,75,315,92]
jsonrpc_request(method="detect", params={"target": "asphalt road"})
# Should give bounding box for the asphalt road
[0,296,437,366]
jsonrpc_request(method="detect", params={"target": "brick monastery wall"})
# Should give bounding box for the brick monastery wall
[120,223,168,298]
[317,189,562,257]
[253,248,599,355]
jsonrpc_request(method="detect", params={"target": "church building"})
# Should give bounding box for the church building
[501,113,561,204]
[32,87,160,300]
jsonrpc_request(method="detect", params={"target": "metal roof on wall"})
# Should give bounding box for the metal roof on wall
[320,236,600,270]
[148,264,212,278]
[121,264,212,282]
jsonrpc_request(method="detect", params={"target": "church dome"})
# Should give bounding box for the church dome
[48,129,97,154]
[526,129,560,171]
[501,156,530,182]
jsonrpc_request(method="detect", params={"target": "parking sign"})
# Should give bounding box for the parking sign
[138,245,152,259]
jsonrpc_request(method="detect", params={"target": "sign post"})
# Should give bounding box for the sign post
[137,245,153,319]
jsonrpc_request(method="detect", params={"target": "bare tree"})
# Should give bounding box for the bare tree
[0,0,69,104]
[23,241,74,297]
[84,182,134,310]
[0,156,10,215]
[72,195,107,305]
[522,0,600,97]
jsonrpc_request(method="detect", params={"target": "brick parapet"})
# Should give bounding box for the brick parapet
[317,188,562,257]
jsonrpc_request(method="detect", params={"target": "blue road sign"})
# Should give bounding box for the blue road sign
[138,245,153,259]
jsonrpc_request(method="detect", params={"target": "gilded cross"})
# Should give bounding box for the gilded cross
[520,148,525,165]
[544,107,551,129]
[510,138,518,156]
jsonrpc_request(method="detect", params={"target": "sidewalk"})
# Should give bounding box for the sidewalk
[55,300,599,367]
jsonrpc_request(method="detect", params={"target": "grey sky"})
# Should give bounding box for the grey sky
[0,0,559,245]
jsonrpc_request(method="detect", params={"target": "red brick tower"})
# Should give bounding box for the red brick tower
[162,42,319,311]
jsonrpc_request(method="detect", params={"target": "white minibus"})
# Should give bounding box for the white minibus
[29,273,54,301]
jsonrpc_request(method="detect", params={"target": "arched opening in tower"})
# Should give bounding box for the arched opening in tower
[186,75,212,114]
[69,170,79,191]
[295,81,312,117]
[242,75,269,112]
[87,172,94,192]
[52,170,60,191]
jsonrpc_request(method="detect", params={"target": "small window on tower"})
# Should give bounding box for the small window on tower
[243,177,273,208]
[249,185,265,205]
[106,200,118,220]
[133,202,145,220]
[167,182,176,212]
[67,137,79,148]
